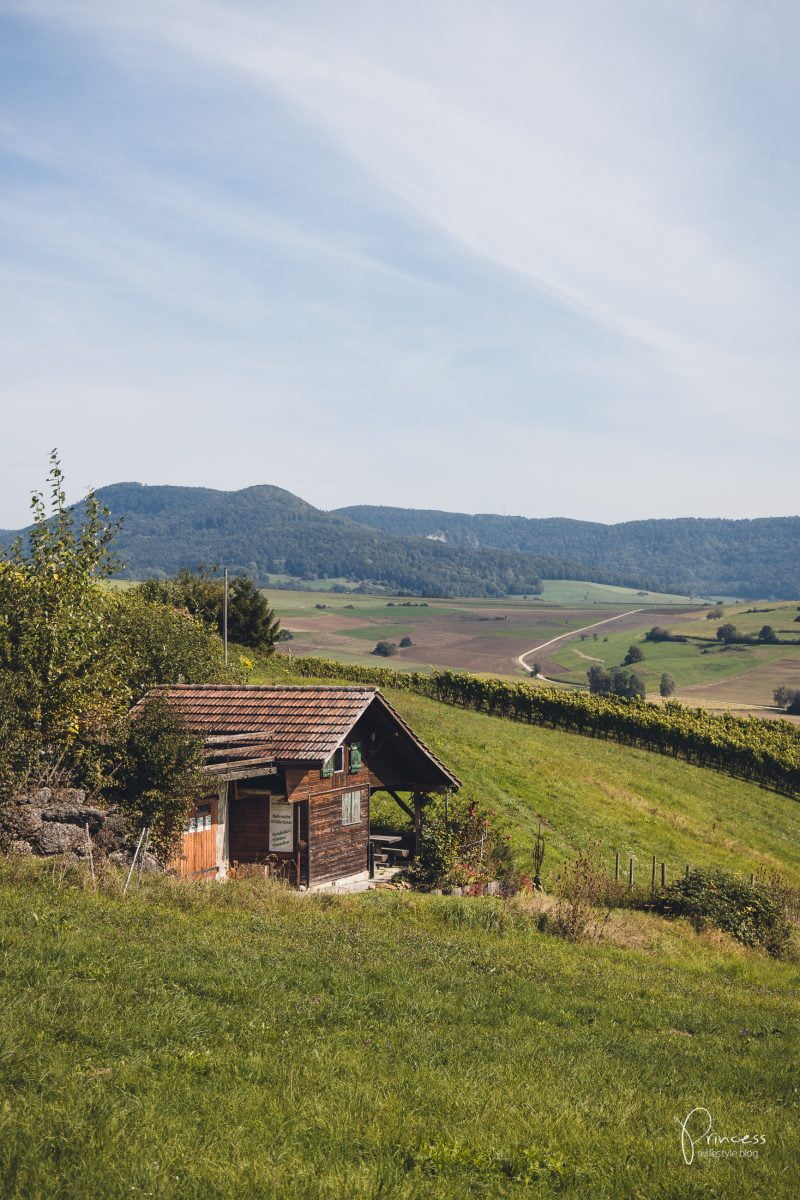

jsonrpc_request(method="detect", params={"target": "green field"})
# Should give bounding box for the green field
[533,579,698,606]
[547,601,800,703]
[341,686,800,886]
[1,860,796,1199]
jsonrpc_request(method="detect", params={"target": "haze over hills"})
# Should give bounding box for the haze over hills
[3,481,797,598]
[337,506,800,599]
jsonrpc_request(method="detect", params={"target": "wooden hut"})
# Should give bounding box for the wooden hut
[140,684,460,888]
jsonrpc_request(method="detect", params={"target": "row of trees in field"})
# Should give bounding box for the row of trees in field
[286,656,800,796]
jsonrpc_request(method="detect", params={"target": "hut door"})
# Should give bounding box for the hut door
[171,799,218,878]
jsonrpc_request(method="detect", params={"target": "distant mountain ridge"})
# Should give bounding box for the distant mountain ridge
[334,506,800,598]
[5,481,631,598]
[3,482,795,597]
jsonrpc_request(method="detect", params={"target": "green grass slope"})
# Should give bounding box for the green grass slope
[380,691,800,886]
[1,863,797,1199]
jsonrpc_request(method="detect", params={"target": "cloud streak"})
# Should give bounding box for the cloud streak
[0,0,797,523]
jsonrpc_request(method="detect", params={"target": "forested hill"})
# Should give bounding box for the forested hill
[335,506,800,598]
[7,481,630,598]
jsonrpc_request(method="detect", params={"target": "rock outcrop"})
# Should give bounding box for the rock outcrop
[2,787,131,859]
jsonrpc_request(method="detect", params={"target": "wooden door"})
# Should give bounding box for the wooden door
[229,792,270,863]
[171,798,218,879]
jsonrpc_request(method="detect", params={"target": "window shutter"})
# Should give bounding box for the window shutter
[349,743,362,772]
[321,757,334,778]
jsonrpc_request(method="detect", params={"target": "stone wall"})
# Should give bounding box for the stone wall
[2,787,130,858]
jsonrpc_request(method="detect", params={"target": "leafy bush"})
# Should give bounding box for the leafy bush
[372,640,398,657]
[655,869,792,957]
[407,796,511,891]
[108,591,240,700]
[541,848,611,942]
[115,696,207,859]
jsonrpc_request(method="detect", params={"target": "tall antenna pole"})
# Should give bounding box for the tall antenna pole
[223,566,229,666]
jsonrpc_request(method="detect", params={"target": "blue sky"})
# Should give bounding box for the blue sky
[1,0,798,528]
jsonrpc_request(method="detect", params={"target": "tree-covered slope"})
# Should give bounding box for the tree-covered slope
[12,481,597,598]
[335,506,800,598]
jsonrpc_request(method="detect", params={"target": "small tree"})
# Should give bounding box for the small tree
[659,673,676,698]
[757,625,778,644]
[140,569,281,652]
[399,636,413,648]
[0,453,124,790]
[117,696,206,859]
[372,641,398,657]
[587,665,611,694]
[716,623,740,643]
[622,644,644,665]
[613,669,646,700]
[227,576,281,650]
[645,626,672,642]
[531,661,543,678]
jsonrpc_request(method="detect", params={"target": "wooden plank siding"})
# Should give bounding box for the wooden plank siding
[285,747,370,886]
[170,795,219,879]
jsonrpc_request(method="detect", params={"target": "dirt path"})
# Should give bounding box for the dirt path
[517,609,643,677]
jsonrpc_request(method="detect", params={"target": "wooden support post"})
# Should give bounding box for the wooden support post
[651,855,656,894]
[685,864,690,878]
[661,862,666,888]
[413,794,424,859]
[84,823,95,887]
[750,872,755,885]
[628,857,634,890]
[614,851,619,882]
[387,789,415,823]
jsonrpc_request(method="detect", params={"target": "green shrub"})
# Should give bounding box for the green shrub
[407,795,512,891]
[115,695,206,859]
[655,868,792,957]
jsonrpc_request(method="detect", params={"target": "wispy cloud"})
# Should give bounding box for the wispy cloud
[1,0,797,522]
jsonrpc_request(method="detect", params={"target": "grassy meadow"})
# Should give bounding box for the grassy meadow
[1,860,797,1200]
[4,670,800,1197]
[368,689,800,886]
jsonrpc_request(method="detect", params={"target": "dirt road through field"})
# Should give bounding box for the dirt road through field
[517,609,643,676]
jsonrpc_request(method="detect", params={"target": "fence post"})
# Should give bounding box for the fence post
[651,855,656,895]
[614,851,620,882]
[685,864,690,878]
[661,862,666,888]
[628,857,634,890]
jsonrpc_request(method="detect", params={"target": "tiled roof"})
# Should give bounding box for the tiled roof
[142,684,377,762]
[135,684,460,788]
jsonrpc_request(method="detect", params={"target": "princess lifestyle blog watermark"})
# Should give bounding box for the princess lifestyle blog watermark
[675,1107,766,1165]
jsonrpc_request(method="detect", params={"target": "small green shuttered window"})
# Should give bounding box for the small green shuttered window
[349,743,362,772]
